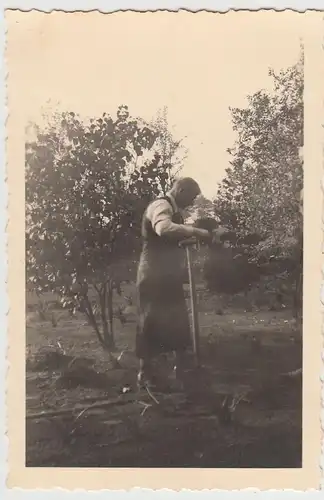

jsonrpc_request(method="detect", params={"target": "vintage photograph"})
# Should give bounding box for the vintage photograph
[6,10,323,487]
[23,11,304,469]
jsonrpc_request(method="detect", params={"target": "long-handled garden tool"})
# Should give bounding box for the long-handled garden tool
[180,237,201,368]
[179,226,230,368]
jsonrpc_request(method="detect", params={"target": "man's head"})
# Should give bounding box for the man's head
[169,177,201,209]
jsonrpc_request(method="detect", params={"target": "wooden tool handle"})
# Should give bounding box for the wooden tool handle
[185,245,200,367]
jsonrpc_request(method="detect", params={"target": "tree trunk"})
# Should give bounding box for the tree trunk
[81,294,107,348]
[78,291,121,368]
[107,281,115,349]
[99,284,112,347]
[293,232,303,325]
[293,265,303,325]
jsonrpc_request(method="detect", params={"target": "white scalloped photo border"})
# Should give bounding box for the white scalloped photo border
[1,3,324,497]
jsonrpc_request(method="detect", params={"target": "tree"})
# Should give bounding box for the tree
[149,106,188,194]
[26,105,183,353]
[213,53,303,305]
[187,195,216,223]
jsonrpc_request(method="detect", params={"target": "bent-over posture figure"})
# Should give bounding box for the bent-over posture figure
[136,177,211,388]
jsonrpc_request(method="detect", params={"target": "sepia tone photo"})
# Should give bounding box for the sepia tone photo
[5,9,323,490]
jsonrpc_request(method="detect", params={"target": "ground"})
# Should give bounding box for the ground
[26,285,302,468]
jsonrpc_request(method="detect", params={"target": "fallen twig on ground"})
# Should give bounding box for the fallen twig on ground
[138,400,153,416]
[145,385,160,405]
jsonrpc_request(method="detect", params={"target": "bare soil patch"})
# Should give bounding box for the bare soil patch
[26,292,302,468]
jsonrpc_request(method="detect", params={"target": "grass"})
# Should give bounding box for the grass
[25,284,302,468]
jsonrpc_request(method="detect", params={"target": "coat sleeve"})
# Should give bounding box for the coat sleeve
[147,199,196,239]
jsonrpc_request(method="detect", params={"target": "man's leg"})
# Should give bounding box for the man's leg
[137,356,154,388]
[136,297,156,388]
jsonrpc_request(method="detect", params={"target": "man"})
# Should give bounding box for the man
[136,177,212,389]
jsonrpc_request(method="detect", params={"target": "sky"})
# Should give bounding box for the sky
[8,10,303,199]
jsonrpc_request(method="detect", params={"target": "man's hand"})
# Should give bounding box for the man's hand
[179,228,211,247]
[179,236,197,247]
[193,228,212,241]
